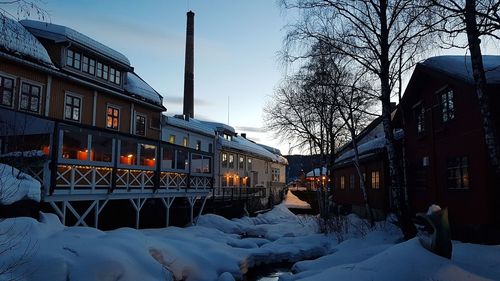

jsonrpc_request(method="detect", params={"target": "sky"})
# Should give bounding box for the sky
[13,0,295,154]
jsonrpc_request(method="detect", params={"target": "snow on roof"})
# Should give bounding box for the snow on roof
[20,19,130,66]
[0,15,54,66]
[163,115,216,136]
[125,72,162,105]
[306,167,328,178]
[335,129,404,164]
[421,55,500,84]
[0,163,41,204]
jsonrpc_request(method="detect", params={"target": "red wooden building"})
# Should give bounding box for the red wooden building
[397,55,500,241]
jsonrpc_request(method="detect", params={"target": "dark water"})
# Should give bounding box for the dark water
[244,262,294,281]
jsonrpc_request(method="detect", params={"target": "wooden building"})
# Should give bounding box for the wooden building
[396,56,500,241]
[0,16,212,228]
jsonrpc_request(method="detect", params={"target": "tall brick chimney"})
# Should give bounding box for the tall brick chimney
[183,11,195,119]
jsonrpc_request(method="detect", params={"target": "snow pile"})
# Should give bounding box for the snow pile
[0,163,41,204]
[0,150,45,158]
[284,190,311,209]
[0,14,54,66]
[0,204,330,281]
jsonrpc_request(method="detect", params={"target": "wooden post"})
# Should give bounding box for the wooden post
[49,122,60,195]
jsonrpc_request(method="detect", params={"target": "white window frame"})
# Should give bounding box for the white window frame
[0,72,17,109]
[18,79,43,114]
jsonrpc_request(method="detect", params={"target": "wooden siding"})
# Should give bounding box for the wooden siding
[49,76,94,125]
[95,92,131,134]
[134,104,161,140]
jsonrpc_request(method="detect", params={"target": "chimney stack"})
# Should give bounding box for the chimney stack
[183,11,195,119]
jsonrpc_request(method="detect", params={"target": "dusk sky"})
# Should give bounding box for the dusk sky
[23,0,295,154]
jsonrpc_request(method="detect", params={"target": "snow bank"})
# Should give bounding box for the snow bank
[0,163,41,204]
[284,190,311,209]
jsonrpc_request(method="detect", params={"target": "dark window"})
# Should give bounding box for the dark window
[191,154,211,174]
[440,89,455,122]
[115,71,121,85]
[349,175,355,189]
[209,143,213,153]
[66,49,81,69]
[64,94,81,122]
[176,150,188,170]
[61,129,88,160]
[102,65,109,81]
[89,59,96,75]
[106,106,119,130]
[91,133,113,162]
[0,75,14,107]
[447,156,469,189]
[20,82,41,113]
[97,62,103,78]
[109,67,121,85]
[415,104,425,134]
[82,56,89,73]
[135,114,146,136]
[162,147,174,169]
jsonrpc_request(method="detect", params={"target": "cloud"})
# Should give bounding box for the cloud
[234,126,266,134]
[163,96,213,106]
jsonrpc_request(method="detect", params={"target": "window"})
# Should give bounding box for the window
[447,156,469,189]
[209,143,213,153]
[0,75,14,107]
[239,156,245,170]
[106,106,119,130]
[415,104,425,134]
[229,154,235,169]
[191,154,211,174]
[102,65,109,80]
[182,137,188,147]
[64,93,81,122]
[440,89,455,122]
[196,140,201,151]
[82,56,89,73]
[223,133,232,141]
[272,168,280,182]
[91,133,113,162]
[168,135,175,144]
[119,140,137,165]
[20,82,41,113]
[97,62,103,78]
[61,129,88,160]
[135,113,146,136]
[162,147,174,169]
[247,158,252,171]
[176,150,188,170]
[371,171,380,189]
[115,71,121,85]
[66,49,81,69]
[109,67,121,85]
[340,176,345,189]
[222,153,228,168]
[139,144,156,167]
[349,175,355,189]
[89,58,96,75]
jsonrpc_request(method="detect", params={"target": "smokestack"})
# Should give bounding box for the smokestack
[183,11,195,119]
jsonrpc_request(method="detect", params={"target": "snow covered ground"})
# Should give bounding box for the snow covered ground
[0,200,498,281]
[0,163,41,204]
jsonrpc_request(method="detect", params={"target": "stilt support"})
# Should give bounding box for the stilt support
[160,197,176,227]
[130,198,148,229]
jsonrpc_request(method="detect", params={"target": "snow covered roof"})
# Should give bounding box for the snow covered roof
[20,20,130,67]
[219,134,288,164]
[0,15,54,67]
[306,167,328,178]
[163,115,216,136]
[125,72,163,105]
[335,129,404,164]
[421,55,500,84]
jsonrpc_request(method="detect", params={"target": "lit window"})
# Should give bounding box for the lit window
[139,143,156,167]
[441,89,455,122]
[135,113,146,136]
[196,140,201,150]
[61,129,88,160]
[182,137,188,147]
[64,93,81,122]
[0,75,14,107]
[119,140,137,165]
[222,153,228,168]
[340,176,345,189]
[371,171,380,189]
[106,106,119,130]
[447,156,469,189]
[272,168,280,182]
[229,154,235,169]
[168,135,175,144]
[20,82,41,113]
[247,158,252,171]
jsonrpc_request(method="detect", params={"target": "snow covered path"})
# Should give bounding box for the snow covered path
[1,203,499,281]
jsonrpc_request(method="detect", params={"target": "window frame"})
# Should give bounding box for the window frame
[63,92,83,122]
[168,135,175,144]
[134,112,147,136]
[0,73,16,108]
[439,88,455,123]
[447,156,470,190]
[371,171,380,189]
[18,80,43,114]
[106,104,120,130]
[413,102,425,134]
